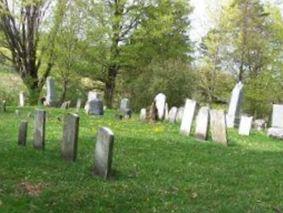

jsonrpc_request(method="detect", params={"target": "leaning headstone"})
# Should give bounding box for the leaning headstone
[18,121,28,146]
[210,110,228,146]
[195,106,210,140]
[61,113,80,161]
[45,77,56,106]
[176,107,184,123]
[154,93,166,120]
[19,91,25,107]
[180,99,197,136]
[226,82,244,128]
[140,108,147,121]
[76,99,82,112]
[253,119,266,131]
[93,127,114,180]
[168,107,178,123]
[239,116,253,136]
[33,109,46,150]
[88,98,104,115]
[267,104,283,139]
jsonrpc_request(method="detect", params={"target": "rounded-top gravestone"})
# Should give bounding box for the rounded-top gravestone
[88,98,104,115]
[154,93,166,120]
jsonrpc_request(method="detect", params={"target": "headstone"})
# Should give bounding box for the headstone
[168,107,178,123]
[140,108,147,121]
[2,100,6,112]
[239,116,253,136]
[180,99,197,135]
[195,106,210,140]
[267,104,283,139]
[61,113,80,161]
[119,98,131,118]
[154,93,166,120]
[88,98,104,115]
[76,99,81,112]
[93,127,114,179]
[84,91,99,112]
[46,77,56,106]
[33,109,46,150]
[210,110,228,146]
[253,119,266,131]
[164,103,169,121]
[60,101,71,109]
[19,92,25,107]
[226,82,244,128]
[267,128,283,139]
[176,107,184,123]
[18,121,28,146]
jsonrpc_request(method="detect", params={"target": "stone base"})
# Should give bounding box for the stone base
[267,128,283,140]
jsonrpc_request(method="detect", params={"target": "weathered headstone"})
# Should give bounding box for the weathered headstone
[226,82,244,128]
[93,127,114,179]
[61,113,80,161]
[19,92,25,107]
[180,99,197,136]
[176,107,184,123]
[84,91,99,112]
[154,93,166,120]
[45,77,56,106]
[168,107,178,123]
[253,119,266,131]
[119,98,131,118]
[88,98,104,115]
[76,99,82,112]
[140,108,147,121]
[195,106,210,140]
[239,116,253,136]
[18,121,28,146]
[33,109,46,150]
[164,103,169,121]
[267,104,283,139]
[60,101,71,110]
[210,110,228,146]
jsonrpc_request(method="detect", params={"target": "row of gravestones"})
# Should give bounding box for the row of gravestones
[18,109,115,180]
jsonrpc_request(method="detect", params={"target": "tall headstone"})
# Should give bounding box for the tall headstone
[239,116,253,136]
[267,104,283,139]
[140,108,147,121]
[46,77,56,106]
[176,107,184,123]
[154,93,166,120]
[61,113,80,161]
[210,110,228,146]
[180,99,197,136]
[33,109,46,150]
[88,98,104,115]
[226,82,244,128]
[18,121,28,146]
[19,92,25,107]
[93,127,114,179]
[168,107,178,123]
[195,106,210,140]
[76,99,82,112]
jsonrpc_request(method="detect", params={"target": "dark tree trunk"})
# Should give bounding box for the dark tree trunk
[105,66,117,108]
[60,79,68,104]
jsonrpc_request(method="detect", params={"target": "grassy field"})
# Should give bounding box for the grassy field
[0,107,282,212]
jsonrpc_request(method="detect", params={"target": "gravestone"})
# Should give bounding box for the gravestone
[267,104,283,139]
[93,127,114,179]
[154,93,166,120]
[239,116,253,136]
[176,107,184,123]
[210,110,228,146]
[253,119,266,131]
[140,108,147,121]
[76,99,82,112]
[60,101,71,110]
[180,99,197,136]
[164,103,169,121]
[120,98,131,118]
[2,100,6,112]
[88,98,104,115]
[195,106,210,140]
[18,121,28,146]
[33,109,46,150]
[61,113,80,161]
[168,107,178,123]
[84,91,100,112]
[19,92,25,107]
[226,82,244,128]
[46,77,56,106]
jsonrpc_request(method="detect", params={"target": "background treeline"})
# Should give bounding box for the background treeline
[0,0,282,118]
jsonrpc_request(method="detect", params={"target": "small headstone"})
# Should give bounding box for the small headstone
[76,99,81,112]
[154,93,166,120]
[45,77,56,106]
[33,109,46,150]
[164,103,169,121]
[267,128,283,139]
[239,116,253,136]
[226,82,244,128]
[88,98,104,115]
[176,107,184,123]
[195,106,210,140]
[168,107,178,123]
[140,108,147,121]
[253,119,266,131]
[120,98,131,118]
[93,127,114,179]
[180,99,197,136]
[19,91,25,107]
[60,101,71,110]
[18,121,28,146]
[210,110,228,146]
[61,113,80,161]
[271,104,283,128]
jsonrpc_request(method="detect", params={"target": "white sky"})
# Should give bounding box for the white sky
[190,0,283,42]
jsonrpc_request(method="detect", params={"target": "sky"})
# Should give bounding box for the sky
[189,0,283,42]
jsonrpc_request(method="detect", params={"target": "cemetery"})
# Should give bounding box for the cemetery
[0,0,283,212]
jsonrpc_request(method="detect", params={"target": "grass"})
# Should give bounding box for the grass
[0,107,283,212]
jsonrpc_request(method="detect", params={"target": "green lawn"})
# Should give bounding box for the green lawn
[0,107,282,212]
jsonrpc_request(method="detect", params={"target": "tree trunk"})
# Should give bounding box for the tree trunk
[25,77,41,105]
[60,79,68,104]
[105,66,117,108]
